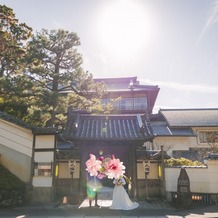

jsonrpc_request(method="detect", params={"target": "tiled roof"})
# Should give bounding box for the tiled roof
[57,139,79,159]
[160,109,218,127]
[0,111,32,129]
[57,141,75,150]
[205,153,218,160]
[94,77,159,92]
[136,148,171,159]
[150,122,195,136]
[64,114,153,141]
[32,127,57,135]
[0,111,57,134]
[94,77,138,90]
[172,150,203,162]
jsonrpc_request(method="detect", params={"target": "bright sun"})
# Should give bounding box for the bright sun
[95,0,152,58]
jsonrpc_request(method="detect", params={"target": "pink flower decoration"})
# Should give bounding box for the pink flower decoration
[99,156,104,161]
[104,157,126,179]
[85,154,102,176]
[86,153,127,180]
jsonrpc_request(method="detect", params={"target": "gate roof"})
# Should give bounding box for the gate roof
[63,113,153,141]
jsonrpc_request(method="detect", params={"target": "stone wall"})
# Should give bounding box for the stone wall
[0,188,25,208]
[31,187,55,202]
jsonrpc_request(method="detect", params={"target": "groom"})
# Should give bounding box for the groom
[87,175,100,208]
[87,187,99,207]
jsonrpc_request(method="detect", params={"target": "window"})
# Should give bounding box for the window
[198,131,218,144]
[101,97,147,111]
[120,98,133,110]
[34,162,52,176]
[134,97,147,110]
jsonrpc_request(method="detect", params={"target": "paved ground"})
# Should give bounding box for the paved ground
[0,187,218,218]
[0,198,218,218]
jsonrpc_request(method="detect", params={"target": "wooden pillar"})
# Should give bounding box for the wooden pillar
[80,145,87,197]
[160,145,166,198]
[129,145,137,199]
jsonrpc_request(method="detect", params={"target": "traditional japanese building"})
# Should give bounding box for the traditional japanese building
[93,76,159,114]
[1,76,218,203]
[56,77,218,201]
[56,77,164,200]
[0,111,57,202]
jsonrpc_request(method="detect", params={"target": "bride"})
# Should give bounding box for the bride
[109,176,139,210]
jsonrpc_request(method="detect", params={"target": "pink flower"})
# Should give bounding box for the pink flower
[85,154,102,176]
[99,156,104,161]
[104,156,126,179]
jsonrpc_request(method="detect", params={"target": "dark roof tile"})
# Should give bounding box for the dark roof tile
[0,111,57,135]
[150,122,195,136]
[0,111,32,129]
[160,109,218,127]
[64,114,153,141]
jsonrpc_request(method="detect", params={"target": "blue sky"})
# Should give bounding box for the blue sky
[1,0,218,112]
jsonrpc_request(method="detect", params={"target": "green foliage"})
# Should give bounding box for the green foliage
[0,5,32,77]
[25,29,108,126]
[26,28,82,91]
[0,7,109,127]
[164,157,205,167]
[0,165,25,189]
[0,5,34,121]
[0,99,29,120]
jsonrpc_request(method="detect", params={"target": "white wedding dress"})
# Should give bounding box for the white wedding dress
[109,177,139,210]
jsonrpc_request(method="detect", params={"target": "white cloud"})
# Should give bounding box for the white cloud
[197,0,218,44]
[141,79,218,94]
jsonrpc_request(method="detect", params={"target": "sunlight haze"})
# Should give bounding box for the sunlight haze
[1,0,218,112]
[94,0,153,58]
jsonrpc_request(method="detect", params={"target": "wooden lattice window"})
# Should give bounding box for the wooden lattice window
[34,162,52,176]
[198,131,218,144]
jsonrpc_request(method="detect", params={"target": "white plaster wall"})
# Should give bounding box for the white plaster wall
[32,177,53,187]
[165,168,181,192]
[33,151,54,187]
[0,144,31,182]
[0,120,32,156]
[153,137,193,156]
[165,160,218,194]
[154,127,218,156]
[35,135,55,149]
[207,160,218,193]
[187,168,209,193]
[0,119,33,182]
[34,151,54,162]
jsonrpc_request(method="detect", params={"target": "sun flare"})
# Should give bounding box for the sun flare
[95,0,152,57]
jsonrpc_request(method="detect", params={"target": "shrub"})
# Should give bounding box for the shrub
[0,165,25,189]
[164,157,205,167]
